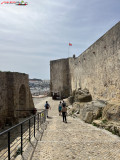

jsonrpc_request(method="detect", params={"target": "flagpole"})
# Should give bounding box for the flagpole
[68,45,70,57]
[68,42,72,57]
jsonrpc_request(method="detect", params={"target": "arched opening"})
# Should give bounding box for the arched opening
[19,84,26,117]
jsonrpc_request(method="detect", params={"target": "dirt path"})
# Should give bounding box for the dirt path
[32,97,120,160]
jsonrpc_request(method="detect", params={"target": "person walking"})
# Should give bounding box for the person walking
[44,101,50,118]
[62,100,66,107]
[62,101,67,123]
[58,101,62,116]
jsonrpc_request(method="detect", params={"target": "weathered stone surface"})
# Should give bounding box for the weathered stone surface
[50,22,120,102]
[84,112,93,123]
[93,119,120,136]
[0,72,34,128]
[68,100,106,123]
[79,100,106,123]
[74,88,92,102]
[50,59,70,98]
[68,96,74,104]
[102,103,120,121]
[67,102,84,116]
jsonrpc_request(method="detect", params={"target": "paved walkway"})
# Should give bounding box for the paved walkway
[32,98,120,160]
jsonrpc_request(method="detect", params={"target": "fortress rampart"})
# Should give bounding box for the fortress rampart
[50,59,70,98]
[0,72,34,128]
[50,22,120,100]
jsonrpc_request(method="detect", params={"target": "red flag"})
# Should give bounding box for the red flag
[69,43,72,46]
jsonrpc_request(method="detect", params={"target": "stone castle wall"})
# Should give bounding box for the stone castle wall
[0,72,34,128]
[50,22,120,101]
[0,72,8,128]
[50,59,70,98]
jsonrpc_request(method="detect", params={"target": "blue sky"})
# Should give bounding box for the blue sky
[0,0,119,79]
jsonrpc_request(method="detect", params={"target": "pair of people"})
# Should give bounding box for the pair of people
[58,101,67,123]
[44,101,50,118]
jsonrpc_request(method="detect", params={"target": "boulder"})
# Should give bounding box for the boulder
[74,88,92,102]
[67,102,84,116]
[68,100,106,123]
[102,103,120,121]
[84,112,93,123]
[79,100,106,123]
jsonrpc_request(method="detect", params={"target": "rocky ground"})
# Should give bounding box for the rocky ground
[67,88,120,137]
[31,97,120,160]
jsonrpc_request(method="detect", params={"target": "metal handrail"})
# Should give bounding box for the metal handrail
[0,110,44,136]
[0,109,46,160]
